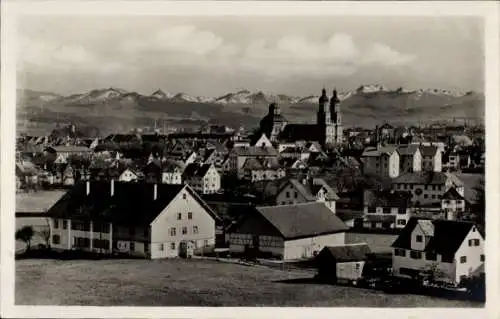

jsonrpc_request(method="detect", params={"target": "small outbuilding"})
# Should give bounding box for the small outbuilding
[315,243,372,285]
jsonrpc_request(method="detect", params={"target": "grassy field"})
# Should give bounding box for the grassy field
[16,259,482,307]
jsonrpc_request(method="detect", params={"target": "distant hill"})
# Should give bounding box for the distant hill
[16,85,484,135]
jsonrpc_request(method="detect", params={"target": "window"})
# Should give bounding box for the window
[130,242,135,251]
[395,249,406,257]
[193,226,199,234]
[424,194,428,199]
[177,213,182,220]
[182,193,187,199]
[188,212,193,220]
[472,227,476,232]
[182,227,188,235]
[383,207,391,214]
[460,256,467,263]
[410,251,422,259]
[431,195,436,199]
[54,220,59,229]
[170,227,176,236]
[93,239,109,250]
[426,252,437,261]
[443,200,450,204]
[294,192,298,199]
[474,239,480,246]
[416,235,423,243]
[62,220,67,230]
[204,240,209,247]
[171,242,176,250]
[480,254,485,262]
[397,219,407,226]
[52,234,60,245]
[286,191,290,198]
[425,185,428,190]
[159,243,164,251]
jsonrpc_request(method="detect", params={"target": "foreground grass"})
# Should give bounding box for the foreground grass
[16,259,483,307]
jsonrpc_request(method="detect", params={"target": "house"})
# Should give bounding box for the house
[275,178,338,213]
[252,133,274,148]
[391,171,464,205]
[160,160,184,185]
[397,144,422,173]
[420,145,442,172]
[391,218,484,286]
[227,202,348,261]
[62,165,75,186]
[443,150,460,171]
[362,189,412,230]
[47,181,221,258]
[46,145,92,164]
[279,146,311,161]
[361,145,400,178]
[315,243,372,284]
[183,163,221,194]
[118,168,139,182]
[441,187,467,221]
[241,157,285,183]
[228,146,279,178]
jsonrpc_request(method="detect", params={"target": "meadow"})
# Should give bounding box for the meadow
[15,258,483,307]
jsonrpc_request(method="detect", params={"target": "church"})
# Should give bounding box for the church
[258,88,343,147]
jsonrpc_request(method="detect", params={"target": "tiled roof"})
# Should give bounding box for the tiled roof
[364,189,412,208]
[335,208,364,221]
[442,187,465,200]
[398,144,420,156]
[183,163,213,178]
[392,172,463,186]
[233,146,278,157]
[256,202,348,240]
[364,215,396,223]
[319,244,372,262]
[362,145,398,157]
[47,181,220,226]
[391,217,477,255]
[279,124,320,143]
[419,145,438,157]
[50,146,91,153]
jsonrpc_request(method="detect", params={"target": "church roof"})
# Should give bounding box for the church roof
[279,124,320,143]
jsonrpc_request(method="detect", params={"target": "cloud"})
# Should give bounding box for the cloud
[18,37,121,72]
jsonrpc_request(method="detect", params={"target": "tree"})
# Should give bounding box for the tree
[16,226,34,252]
[473,178,485,228]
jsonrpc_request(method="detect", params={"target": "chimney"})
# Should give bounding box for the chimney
[86,181,90,195]
[153,183,158,200]
[110,179,115,197]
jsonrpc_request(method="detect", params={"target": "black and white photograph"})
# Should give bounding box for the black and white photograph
[1,1,499,317]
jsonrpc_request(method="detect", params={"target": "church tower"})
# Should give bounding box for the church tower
[330,89,343,145]
[317,88,332,146]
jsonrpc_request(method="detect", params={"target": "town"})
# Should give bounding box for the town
[15,87,486,306]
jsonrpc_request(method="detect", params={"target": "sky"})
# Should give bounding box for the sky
[17,15,484,97]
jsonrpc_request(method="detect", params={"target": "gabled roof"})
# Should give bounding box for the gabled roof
[233,146,278,157]
[391,217,478,255]
[392,172,463,186]
[47,181,220,226]
[364,189,412,208]
[183,163,213,178]
[442,187,465,200]
[362,145,398,157]
[419,145,439,157]
[318,244,372,262]
[256,202,348,240]
[398,144,420,156]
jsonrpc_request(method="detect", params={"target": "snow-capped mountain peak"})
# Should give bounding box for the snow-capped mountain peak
[356,84,388,94]
[151,89,174,100]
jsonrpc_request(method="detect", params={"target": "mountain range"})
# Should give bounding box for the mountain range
[17,85,484,135]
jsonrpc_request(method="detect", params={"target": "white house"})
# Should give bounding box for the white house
[227,202,348,261]
[420,145,442,172]
[47,181,221,259]
[253,133,273,148]
[183,163,221,194]
[161,160,184,185]
[391,218,484,286]
[391,171,464,205]
[362,189,412,230]
[118,168,139,182]
[361,145,400,178]
[275,178,338,214]
[441,187,467,220]
[398,144,422,173]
